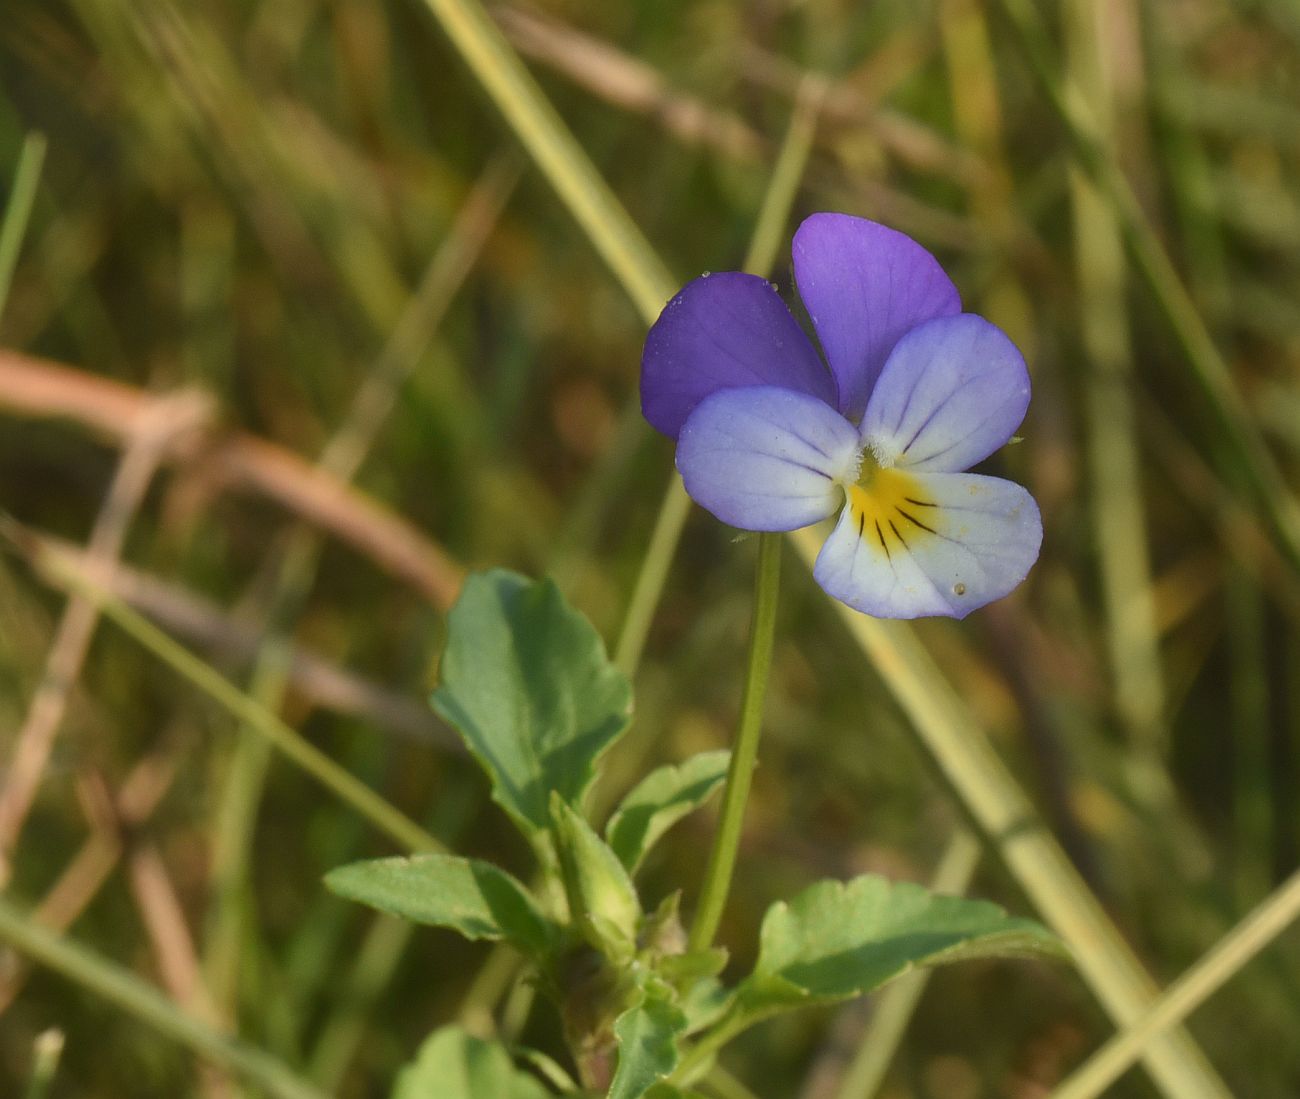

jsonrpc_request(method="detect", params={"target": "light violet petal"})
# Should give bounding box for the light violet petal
[676,386,859,531]
[641,271,836,439]
[792,213,960,422]
[813,470,1041,619]
[861,314,1030,473]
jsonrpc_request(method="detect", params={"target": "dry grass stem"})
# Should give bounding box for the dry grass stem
[0,392,213,885]
[496,6,765,162]
[0,749,179,1015]
[0,351,465,608]
[30,532,453,744]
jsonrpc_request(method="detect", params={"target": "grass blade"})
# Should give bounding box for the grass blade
[0,897,327,1099]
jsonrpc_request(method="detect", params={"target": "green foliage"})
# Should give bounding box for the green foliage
[676,976,731,1037]
[324,579,754,1096]
[737,874,1063,1016]
[605,751,730,872]
[608,992,689,1099]
[323,854,557,958]
[391,1026,552,1099]
[551,793,642,958]
[328,580,1065,1096]
[432,570,632,838]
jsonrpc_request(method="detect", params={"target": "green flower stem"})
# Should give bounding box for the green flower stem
[0,897,327,1099]
[687,532,782,954]
[0,516,443,856]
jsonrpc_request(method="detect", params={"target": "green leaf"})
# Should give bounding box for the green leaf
[605,751,730,872]
[551,794,641,957]
[431,570,632,836]
[391,1026,552,1099]
[324,853,556,957]
[677,976,733,1036]
[608,993,688,1099]
[740,875,1063,1014]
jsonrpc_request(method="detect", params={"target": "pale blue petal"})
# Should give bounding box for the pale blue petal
[860,314,1030,473]
[792,213,961,422]
[813,472,1041,619]
[676,386,860,531]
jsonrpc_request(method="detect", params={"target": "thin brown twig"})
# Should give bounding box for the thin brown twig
[211,433,466,606]
[30,532,452,745]
[0,747,179,1014]
[737,41,992,187]
[127,842,237,1099]
[494,6,765,161]
[0,350,465,608]
[490,6,987,253]
[125,838,219,1024]
[72,766,233,1099]
[0,391,213,885]
[64,768,221,1031]
[57,768,212,1018]
[493,4,988,187]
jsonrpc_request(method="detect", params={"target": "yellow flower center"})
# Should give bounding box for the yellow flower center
[844,454,939,559]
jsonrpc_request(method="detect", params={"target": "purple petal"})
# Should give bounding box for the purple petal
[813,470,1041,619]
[792,213,961,422]
[860,314,1030,473]
[676,386,859,531]
[641,272,836,439]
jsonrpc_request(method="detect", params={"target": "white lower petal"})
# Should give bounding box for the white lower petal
[813,471,1041,620]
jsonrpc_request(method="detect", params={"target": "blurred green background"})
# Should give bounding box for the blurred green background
[1,0,1299,1096]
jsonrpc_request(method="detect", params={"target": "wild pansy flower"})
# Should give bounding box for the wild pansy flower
[641,213,1041,619]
